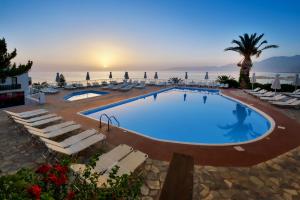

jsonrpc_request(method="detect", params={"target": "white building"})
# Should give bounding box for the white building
[0,72,30,95]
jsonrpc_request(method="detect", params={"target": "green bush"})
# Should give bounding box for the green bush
[217,75,239,88]
[0,156,144,200]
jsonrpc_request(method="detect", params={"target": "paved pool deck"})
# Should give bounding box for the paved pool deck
[4,86,300,167]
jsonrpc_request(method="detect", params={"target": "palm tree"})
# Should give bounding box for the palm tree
[225,33,278,88]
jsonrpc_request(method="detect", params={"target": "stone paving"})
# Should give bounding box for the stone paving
[0,111,47,175]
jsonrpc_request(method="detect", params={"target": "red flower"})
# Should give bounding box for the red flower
[48,173,67,186]
[66,190,75,200]
[54,164,68,174]
[28,185,42,200]
[56,174,68,186]
[36,164,52,174]
[48,173,58,183]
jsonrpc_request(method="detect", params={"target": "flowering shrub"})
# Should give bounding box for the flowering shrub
[0,156,144,200]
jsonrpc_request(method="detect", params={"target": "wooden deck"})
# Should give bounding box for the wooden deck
[159,153,194,200]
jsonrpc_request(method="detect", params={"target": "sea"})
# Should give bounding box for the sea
[29,70,298,85]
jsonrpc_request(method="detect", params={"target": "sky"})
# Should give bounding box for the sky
[1,0,300,72]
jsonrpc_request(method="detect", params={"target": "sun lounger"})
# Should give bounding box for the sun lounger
[101,84,114,90]
[45,132,106,155]
[40,129,97,148]
[249,89,267,95]
[27,124,81,138]
[40,87,59,94]
[285,89,300,95]
[92,82,100,87]
[112,83,128,90]
[71,144,133,174]
[269,98,297,105]
[4,109,48,119]
[12,114,57,123]
[253,91,275,97]
[14,116,62,127]
[25,121,76,133]
[290,94,300,98]
[260,94,286,101]
[156,82,166,87]
[245,87,261,93]
[147,81,156,86]
[271,99,300,107]
[119,85,134,91]
[64,84,76,90]
[135,83,145,89]
[97,150,148,186]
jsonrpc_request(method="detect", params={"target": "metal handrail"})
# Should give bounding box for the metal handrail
[110,115,120,127]
[99,113,111,131]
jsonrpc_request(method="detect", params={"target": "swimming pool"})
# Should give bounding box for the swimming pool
[64,90,109,101]
[81,88,274,145]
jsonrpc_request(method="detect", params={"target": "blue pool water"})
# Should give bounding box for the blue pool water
[64,90,109,101]
[82,88,272,145]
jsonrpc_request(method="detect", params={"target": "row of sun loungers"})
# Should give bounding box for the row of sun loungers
[245,88,300,108]
[70,144,148,187]
[4,109,106,156]
[4,109,148,180]
[5,109,148,188]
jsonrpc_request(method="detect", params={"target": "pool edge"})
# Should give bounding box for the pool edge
[77,87,276,147]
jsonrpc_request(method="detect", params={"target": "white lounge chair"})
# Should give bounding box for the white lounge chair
[97,150,148,187]
[45,132,106,155]
[25,121,76,133]
[245,87,261,93]
[272,99,300,107]
[92,82,100,87]
[269,98,297,105]
[64,84,76,90]
[27,124,81,138]
[119,85,134,91]
[260,94,286,101]
[14,116,62,127]
[40,129,98,148]
[253,91,275,97]
[71,144,133,174]
[12,114,57,123]
[249,89,267,95]
[290,94,300,98]
[4,109,48,119]
[285,89,300,95]
[40,87,59,94]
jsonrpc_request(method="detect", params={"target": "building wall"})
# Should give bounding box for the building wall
[0,72,29,95]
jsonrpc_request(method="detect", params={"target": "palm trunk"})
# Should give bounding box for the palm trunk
[239,57,252,89]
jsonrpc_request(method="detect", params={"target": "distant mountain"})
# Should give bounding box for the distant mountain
[169,55,300,73]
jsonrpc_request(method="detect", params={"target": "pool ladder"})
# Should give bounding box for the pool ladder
[99,113,120,131]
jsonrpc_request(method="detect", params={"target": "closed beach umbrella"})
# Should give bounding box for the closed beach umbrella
[55,73,60,83]
[154,72,158,79]
[271,74,281,93]
[294,74,299,90]
[124,72,129,80]
[205,72,209,80]
[86,72,90,81]
[144,72,147,79]
[185,72,188,79]
[251,73,256,90]
[109,72,112,79]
